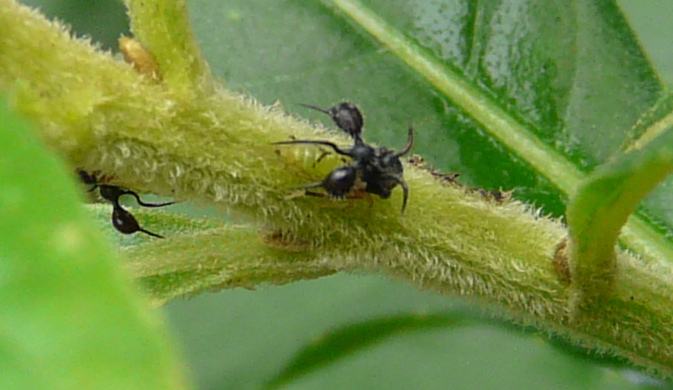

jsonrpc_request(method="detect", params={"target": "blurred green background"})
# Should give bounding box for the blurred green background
[14,1,673,389]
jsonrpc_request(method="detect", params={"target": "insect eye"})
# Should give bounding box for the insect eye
[381,153,404,174]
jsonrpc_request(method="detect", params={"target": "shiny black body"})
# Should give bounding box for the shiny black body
[77,170,173,238]
[275,102,413,212]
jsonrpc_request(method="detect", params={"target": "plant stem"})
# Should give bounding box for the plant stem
[567,127,673,310]
[124,0,212,95]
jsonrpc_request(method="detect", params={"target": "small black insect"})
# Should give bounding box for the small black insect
[77,170,174,238]
[274,102,413,212]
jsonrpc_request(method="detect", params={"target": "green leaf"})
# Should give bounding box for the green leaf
[7,0,673,389]
[0,97,189,389]
[19,0,129,50]
[170,276,669,390]
[264,312,467,389]
[621,93,673,152]
[264,310,640,389]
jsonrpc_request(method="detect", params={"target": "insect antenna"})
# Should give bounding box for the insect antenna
[117,188,176,208]
[387,174,409,213]
[393,126,414,158]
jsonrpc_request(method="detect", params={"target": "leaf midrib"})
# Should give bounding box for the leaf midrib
[328,0,673,263]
